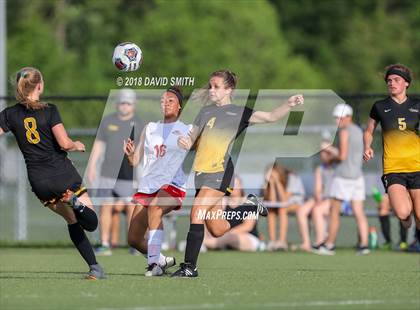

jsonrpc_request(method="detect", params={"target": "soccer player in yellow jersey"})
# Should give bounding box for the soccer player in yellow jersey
[364,64,420,244]
[173,70,304,277]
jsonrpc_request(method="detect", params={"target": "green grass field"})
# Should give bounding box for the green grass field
[0,248,419,310]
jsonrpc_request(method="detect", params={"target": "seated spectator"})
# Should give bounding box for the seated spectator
[263,162,288,251]
[204,177,262,252]
[295,142,336,252]
[263,162,305,251]
[282,169,306,249]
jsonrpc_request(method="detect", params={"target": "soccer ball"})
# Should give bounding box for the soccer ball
[112,42,143,72]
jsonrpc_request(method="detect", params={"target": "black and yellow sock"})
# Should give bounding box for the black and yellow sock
[68,223,97,266]
[184,224,204,267]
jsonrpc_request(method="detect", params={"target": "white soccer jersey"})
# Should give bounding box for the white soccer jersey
[137,120,192,193]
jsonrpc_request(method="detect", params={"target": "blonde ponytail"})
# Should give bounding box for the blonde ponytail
[15,67,47,110]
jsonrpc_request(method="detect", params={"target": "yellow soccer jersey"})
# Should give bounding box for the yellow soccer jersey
[192,104,253,173]
[369,97,420,174]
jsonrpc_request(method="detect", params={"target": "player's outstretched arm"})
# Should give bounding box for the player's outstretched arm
[249,94,304,124]
[0,127,4,137]
[52,123,85,152]
[124,127,146,166]
[363,118,377,162]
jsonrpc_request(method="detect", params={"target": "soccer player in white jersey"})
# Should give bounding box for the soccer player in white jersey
[124,86,192,276]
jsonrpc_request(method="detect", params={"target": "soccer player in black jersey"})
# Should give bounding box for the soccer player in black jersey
[172,69,304,277]
[0,67,105,279]
[364,64,420,247]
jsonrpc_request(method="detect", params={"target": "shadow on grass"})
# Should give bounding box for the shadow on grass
[0,270,148,279]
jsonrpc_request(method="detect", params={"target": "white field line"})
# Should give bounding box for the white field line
[99,299,419,310]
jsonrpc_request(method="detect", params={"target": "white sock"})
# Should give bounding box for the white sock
[147,229,163,265]
[144,252,166,265]
[159,253,167,266]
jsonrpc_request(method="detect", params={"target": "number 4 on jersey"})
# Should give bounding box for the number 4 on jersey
[206,117,216,129]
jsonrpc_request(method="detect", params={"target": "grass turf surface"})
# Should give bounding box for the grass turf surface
[0,248,419,310]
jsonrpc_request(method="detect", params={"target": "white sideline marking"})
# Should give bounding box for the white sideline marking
[101,304,224,310]
[100,299,419,310]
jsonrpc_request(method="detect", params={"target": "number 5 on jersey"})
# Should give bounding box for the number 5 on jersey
[398,118,406,131]
[24,117,41,144]
[154,144,167,157]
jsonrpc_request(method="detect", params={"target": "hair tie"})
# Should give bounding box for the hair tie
[17,70,29,82]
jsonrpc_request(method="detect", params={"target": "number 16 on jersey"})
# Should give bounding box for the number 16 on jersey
[154,144,166,157]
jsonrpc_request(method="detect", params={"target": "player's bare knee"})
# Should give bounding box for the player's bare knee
[207,224,226,238]
[190,206,207,223]
[395,209,411,221]
[148,204,163,217]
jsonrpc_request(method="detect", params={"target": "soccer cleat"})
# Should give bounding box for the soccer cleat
[267,241,277,252]
[245,194,268,217]
[274,240,288,251]
[94,245,112,256]
[67,193,87,212]
[145,263,164,277]
[160,256,176,272]
[311,244,321,254]
[407,240,420,253]
[356,246,370,256]
[170,262,198,278]
[85,264,106,280]
[313,243,335,256]
[290,243,311,252]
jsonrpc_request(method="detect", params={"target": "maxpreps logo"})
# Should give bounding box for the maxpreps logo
[197,209,259,221]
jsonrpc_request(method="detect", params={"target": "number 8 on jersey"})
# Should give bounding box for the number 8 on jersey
[24,117,41,144]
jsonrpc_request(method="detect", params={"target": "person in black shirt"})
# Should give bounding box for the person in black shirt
[172,69,304,277]
[0,67,104,280]
[364,64,420,248]
[204,176,261,251]
[87,89,143,255]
